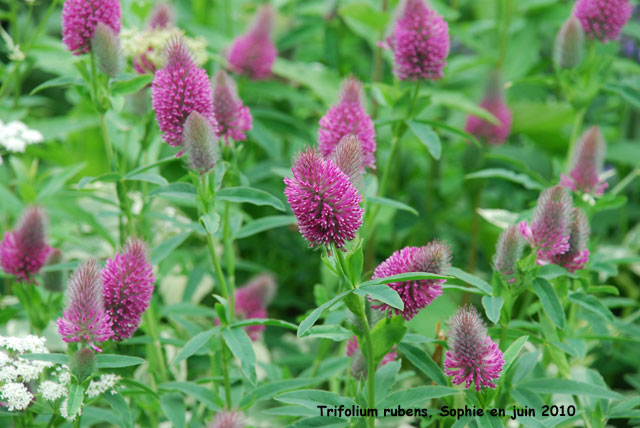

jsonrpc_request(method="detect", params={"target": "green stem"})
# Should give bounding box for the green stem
[360,311,376,428]
[219,335,233,408]
[144,308,168,383]
[223,202,236,319]
[497,0,512,69]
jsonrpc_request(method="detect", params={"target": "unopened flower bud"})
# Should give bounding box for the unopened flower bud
[331,134,364,189]
[91,22,122,77]
[71,348,97,382]
[554,16,585,69]
[183,111,220,174]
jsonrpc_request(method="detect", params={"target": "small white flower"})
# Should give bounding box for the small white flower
[0,365,19,382]
[0,334,49,354]
[86,374,121,398]
[0,382,33,411]
[0,121,44,153]
[39,381,66,401]
[0,352,10,367]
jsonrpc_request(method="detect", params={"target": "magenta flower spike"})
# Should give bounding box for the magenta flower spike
[331,134,365,189]
[550,208,590,273]
[371,240,451,321]
[444,305,504,391]
[519,185,573,264]
[387,0,450,81]
[493,225,525,283]
[574,0,632,43]
[62,0,122,55]
[102,239,155,340]
[560,126,608,196]
[228,5,277,79]
[233,274,277,341]
[212,71,253,145]
[346,336,397,377]
[0,206,52,284]
[57,260,113,351]
[148,3,175,29]
[284,148,363,249]
[318,77,376,169]
[210,411,244,428]
[151,38,216,151]
[465,71,512,145]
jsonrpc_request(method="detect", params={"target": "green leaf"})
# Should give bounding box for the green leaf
[149,183,196,200]
[532,278,566,329]
[77,172,122,189]
[30,76,83,95]
[104,393,133,428]
[222,327,257,385]
[569,292,615,322]
[111,74,153,96]
[66,384,84,420]
[448,267,493,295]
[604,82,640,109]
[502,335,529,375]
[348,241,364,285]
[96,354,145,368]
[123,173,168,186]
[200,212,221,236]
[406,120,442,160]
[466,168,545,190]
[481,296,504,324]
[151,232,191,264]
[297,290,351,337]
[124,156,177,177]
[301,325,353,341]
[275,390,357,412]
[519,379,623,400]
[339,2,389,31]
[231,318,297,331]
[18,353,69,365]
[397,343,448,386]
[216,186,285,211]
[375,360,401,405]
[160,381,221,411]
[354,284,404,310]
[376,386,460,409]
[431,91,499,125]
[160,393,185,428]
[586,285,619,296]
[360,272,450,288]
[367,196,419,216]
[369,316,407,364]
[239,378,319,408]
[287,417,348,428]
[172,328,218,365]
[235,215,296,239]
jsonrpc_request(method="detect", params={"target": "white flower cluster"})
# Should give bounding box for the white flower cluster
[0,120,43,155]
[87,373,121,398]
[120,27,208,69]
[0,335,53,412]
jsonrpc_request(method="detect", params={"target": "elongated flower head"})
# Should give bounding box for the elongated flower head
[573,0,632,42]
[550,208,590,272]
[210,411,244,428]
[346,336,397,377]
[554,16,585,69]
[519,186,573,263]
[331,134,364,189]
[43,248,65,292]
[560,126,608,196]
[102,239,155,340]
[465,71,512,145]
[151,38,216,149]
[233,274,277,341]
[212,71,253,145]
[284,148,363,249]
[183,111,220,174]
[62,0,122,55]
[388,0,450,80]
[228,5,277,79]
[148,3,174,29]
[57,260,113,351]
[91,22,122,77]
[493,225,525,283]
[371,240,451,320]
[0,206,52,283]
[318,77,376,169]
[444,305,504,391]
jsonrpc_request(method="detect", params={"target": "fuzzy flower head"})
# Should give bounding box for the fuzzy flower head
[318,77,376,169]
[228,5,277,79]
[233,274,277,341]
[148,3,174,29]
[550,208,590,273]
[57,260,113,351]
[91,22,122,77]
[444,305,504,391]
[0,206,52,283]
[371,240,451,321]
[212,71,253,145]
[102,239,155,340]
[493,225,525,283]
[210,411,245,428]
[554,16,585,69]
[151,38,216,150]
[560,126,608,196]
[387,0,450,80]
[346,336,397,378]
[465,71,512,145]
[573,0,632,42]
[519,186,573,263]
[62,0,122,55]
[284,148,363,249]
[183,111,220,175]
[331,134,365,189]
